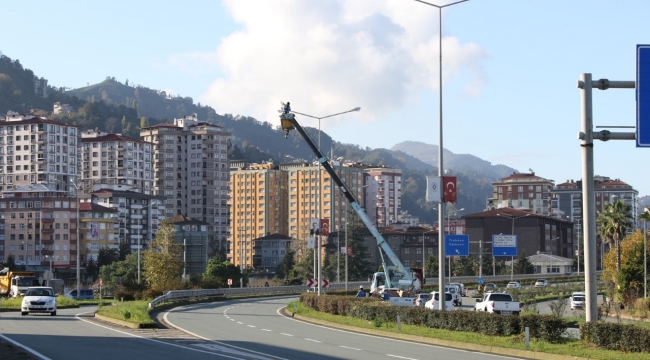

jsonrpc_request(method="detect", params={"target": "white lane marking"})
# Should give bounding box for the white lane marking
[261,329,272,332]
[163,304,290,360]
[280,333,293,337]
[229,319,235,321]
[339,346,361,351]
[387,355,418,360]
[237,321,243,324]
[0,333,52,360]
[247,325,256,328]
[276,306,521,360]
[74,311,244,359]
[304,338,321,343]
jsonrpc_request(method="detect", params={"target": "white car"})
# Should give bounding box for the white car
[571,292,585,310]
[21,286,57,316]
[506,282,521,289]
[534,279,549,288]
[424,291,456,311]
[415,293,429,307]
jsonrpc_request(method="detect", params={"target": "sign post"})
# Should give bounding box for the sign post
[444,234,469,256]
[492,234,518,280]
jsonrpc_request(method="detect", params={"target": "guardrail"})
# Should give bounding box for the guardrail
[148,272,589,309]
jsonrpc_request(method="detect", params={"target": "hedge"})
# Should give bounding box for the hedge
[581,322,650,353]
[299,294,567,343]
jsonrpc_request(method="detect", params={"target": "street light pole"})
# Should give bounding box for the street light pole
[69,179,81,301]
[345,220,348,291]
[288,106,360,296]
[446,208,464,282]
[412,0,469,312]
[337,225,340,283]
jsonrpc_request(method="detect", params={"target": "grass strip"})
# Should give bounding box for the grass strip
[95,300,155,325]
[290,301,650,360]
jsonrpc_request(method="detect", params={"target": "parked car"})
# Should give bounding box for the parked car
[483,283,498,292]
[21,286,57,316]
[474,292,521,315]
[534,279,549,288]
[571,292,586,310]
[506,282,521,289]
[444,284,462,306]
[424,291,456,311]
[415,293,430,307]
[64,288,95,300]
[449,282,466,297]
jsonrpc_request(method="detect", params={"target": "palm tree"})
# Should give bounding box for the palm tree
[596,199,633,271]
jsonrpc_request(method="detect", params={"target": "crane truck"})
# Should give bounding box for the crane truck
[279,105,422,299]
[1,268,38,297]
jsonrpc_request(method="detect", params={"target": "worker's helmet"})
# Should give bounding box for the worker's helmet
[359,285,364,289]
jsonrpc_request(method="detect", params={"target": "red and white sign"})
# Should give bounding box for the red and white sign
[346,247,352,256]
[320,219,330,236]
[227,278,232,286]
[99,278,103,286]
[306,278,329,288]
[443,176,457,203]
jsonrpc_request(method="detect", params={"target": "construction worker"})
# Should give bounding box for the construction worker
[356,285,367,298]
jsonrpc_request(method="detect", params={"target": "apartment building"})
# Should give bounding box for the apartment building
[167,214,209,275]
[0,184,78,270]
[364,167,402,227]
[486,171,554,215]
[228,162,288,268]
[90,186,165,252]
[0,112,80,192]
[81,130,153,195]
[79,202,119,261]
[141,114,231,255]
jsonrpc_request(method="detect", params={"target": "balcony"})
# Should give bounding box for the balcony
[41,217,54,223]
[41,249,53,256]
[41,228,54,234]
[41,238,54,245]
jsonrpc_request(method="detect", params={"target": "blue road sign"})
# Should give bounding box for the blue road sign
[492,234,518,257]
[478,277,484,285]
[637,44,650,147]
[445,234,469,256]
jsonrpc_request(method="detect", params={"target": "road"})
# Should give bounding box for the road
[163,296,526,360]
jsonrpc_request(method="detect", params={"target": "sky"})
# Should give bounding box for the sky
[2,0,649,196]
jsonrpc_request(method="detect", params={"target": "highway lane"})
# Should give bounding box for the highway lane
[0,306,277,360]
[164,296,526,360]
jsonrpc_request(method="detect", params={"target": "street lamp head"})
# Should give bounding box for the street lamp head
[351,107,361,112]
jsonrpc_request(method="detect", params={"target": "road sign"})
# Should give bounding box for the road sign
[478,277,484,285]
[492,234,518,256]
[227,278,232,286]
[637,44,650,147]
[346,247,352,256]
[306,278,329,288]
[444,234,469,256]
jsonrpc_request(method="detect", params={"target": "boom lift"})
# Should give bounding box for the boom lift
[279,104,422,295]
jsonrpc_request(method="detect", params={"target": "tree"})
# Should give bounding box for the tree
[597,199,633,271]
[513,250,534,274]
[86,258,99,283]
[291,247,314,281]
[118,242,132,261]
[276,244,296,280]
[603,231,648,305]
[99,253,139,289]
[4,255,16,271]
[424,255,439,278]
[204,258,243,287]
[142,221,183,291]
[97,248,119,268]
[452,256,476,276]
[346,221,375,281]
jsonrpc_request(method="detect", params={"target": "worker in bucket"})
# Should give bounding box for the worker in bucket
[355,285,367,298]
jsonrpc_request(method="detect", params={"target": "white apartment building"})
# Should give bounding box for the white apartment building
[364,166,402,227]
[141,114,230,252]
[81,130,153,195]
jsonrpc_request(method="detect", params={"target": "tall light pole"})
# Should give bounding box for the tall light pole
[412,0,469,311]
[497,213,530,280]
[69,179,81,301]
[641,207,650,298]
[345,219,348,291]
[137,201,157,284]
[288,106,361,296]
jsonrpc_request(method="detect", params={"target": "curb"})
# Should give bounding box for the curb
[290,310,593,360]
[93,312,156,329]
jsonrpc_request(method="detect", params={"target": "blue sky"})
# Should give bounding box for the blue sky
[2,0,649,197]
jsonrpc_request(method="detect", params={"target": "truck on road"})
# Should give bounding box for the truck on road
[1,268,38,297]
[474,292,521,315]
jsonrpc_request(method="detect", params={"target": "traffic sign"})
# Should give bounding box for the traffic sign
[306,278,329,288]
[637,44,650,147]
[492,234,518,256]
[478,277,484,285]
[444,234,469,256]
[227,278,232,286]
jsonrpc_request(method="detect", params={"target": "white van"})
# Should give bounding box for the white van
[449,283,466,297]
[444,284,462,306]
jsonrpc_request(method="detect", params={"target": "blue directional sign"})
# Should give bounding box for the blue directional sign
[478,277,485,285]
[445,234,469,256]
[492,234,518,257]
[637,44,650,147]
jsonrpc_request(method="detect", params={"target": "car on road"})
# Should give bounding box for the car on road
[483,283,498,292]
[64,288,95,299]
[21,286,57,316]
[571,292,586,310]
[506,282,521,289]
[424,291,456,311]
[534,279,549,288]
[415,293,429,307]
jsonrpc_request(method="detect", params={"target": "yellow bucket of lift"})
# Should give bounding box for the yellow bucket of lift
[280,113,295,138]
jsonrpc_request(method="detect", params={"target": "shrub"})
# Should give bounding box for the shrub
[581,322,650,352]
[114,286,136,301]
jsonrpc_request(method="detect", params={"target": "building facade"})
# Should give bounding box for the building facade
[167,214,209,275]
[141,114,231,255]
[79,202,119,261]
[81,130,154,195]
[364,166,402,227]
[486,171,554,216]
[253,233,293,273]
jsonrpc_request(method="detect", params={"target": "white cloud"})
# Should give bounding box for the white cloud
[192,0,489,128]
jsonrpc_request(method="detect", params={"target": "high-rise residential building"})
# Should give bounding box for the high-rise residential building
[81,130,154,195]
[364,166,402,227]
[167,214,210,275]
[79,202,119,261]
[228,162,288,267]
[486,171,554,215]
[141,114,231,255]
[0,184,78,270]
[0,112,81,191]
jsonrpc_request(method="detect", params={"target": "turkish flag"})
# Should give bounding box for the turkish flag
[320,219,330,236]
[443,176,457,203]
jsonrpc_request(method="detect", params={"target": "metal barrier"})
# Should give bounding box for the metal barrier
[148,272,587,310]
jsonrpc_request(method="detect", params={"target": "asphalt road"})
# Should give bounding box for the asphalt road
[163,296,526,360]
